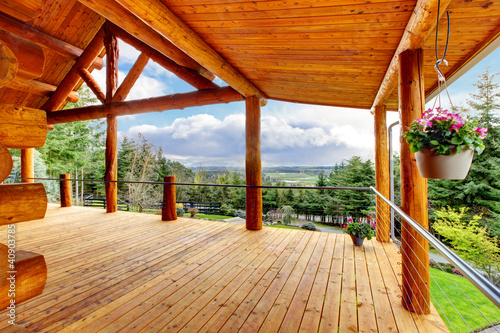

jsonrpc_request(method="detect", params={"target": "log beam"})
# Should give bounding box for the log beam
[371,0,452,109]
[77,68,105,103]
[245,96,263,230]
[0,244,47,309]
[0,40,17,87]
[0,104,47,149]
[374,105,391,242]
[21,148,34,183]
[108,24,218,91]
[0,30,44,82]
[78,0,214,80]
[0,13,103,70]
[0,143,13,183]
[6,79,79,103]
[399,48,430,315]
[105,24,118,213]
[112,52,149,103]
[47,87,244,124]
[42,26,105,112]
[0,183,47,225]
[113,0,267,101]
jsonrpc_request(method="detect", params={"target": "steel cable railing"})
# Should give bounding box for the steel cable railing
[373,187,500,332]
[11,176,500,331]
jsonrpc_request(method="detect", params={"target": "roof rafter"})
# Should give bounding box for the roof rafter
[371,0,453,110]
[0,13,104,70]
[78,0,214,81]
[113,0,268,102]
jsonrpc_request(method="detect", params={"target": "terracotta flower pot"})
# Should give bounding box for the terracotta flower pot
[415,146,474,179]
[350,235,364,246]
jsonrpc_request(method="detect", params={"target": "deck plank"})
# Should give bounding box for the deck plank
[0,205,449,333]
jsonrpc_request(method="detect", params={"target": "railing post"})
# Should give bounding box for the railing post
[59,173,72,207]
[399,48,430,314]
[162,176,177,221]
[21,148,34,183]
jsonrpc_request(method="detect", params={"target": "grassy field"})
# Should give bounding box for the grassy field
[183,213,234,220]
[264,172,318,185]
[264,224,304,230]
[430,268,500,332]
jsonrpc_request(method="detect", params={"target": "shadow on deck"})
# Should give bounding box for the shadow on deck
[0,205,447,332]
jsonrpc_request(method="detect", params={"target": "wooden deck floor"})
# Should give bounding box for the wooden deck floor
[0,205,447,332]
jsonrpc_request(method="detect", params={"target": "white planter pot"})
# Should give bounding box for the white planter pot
[415,146,474,179]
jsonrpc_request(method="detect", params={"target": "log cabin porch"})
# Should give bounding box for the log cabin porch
[0,205,446,332]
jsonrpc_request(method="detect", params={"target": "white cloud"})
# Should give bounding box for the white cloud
[91,68,171,101]
[119,107,381,166]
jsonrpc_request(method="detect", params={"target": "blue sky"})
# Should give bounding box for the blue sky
[93,43,500,167]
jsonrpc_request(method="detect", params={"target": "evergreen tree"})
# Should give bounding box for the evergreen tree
[428,69,500,236]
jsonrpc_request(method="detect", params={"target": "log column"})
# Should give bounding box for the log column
[104,24,118,213]
[162,176,177,221]
[21,148,34,183]
[374,105,391,242]
[399,48,430,314]
[245,96,262,230]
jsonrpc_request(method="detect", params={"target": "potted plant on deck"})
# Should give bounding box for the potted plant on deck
[343,217,376,246]
[403,107,488,179]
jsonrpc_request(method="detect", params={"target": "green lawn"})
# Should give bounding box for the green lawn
[264,172,318,185]
[183,213,234,220]
[430,268,500,332]
[264,224,303,230]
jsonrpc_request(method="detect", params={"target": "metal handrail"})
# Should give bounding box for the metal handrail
[371,186,500,308]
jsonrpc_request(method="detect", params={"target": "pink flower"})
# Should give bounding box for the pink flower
[416,118,432,127]
[371,222,376,227]
[475,127,488,139]
[347,218,353,222]
[342,224,347,229]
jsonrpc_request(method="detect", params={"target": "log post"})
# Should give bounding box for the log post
[399,48,430,314]
[245,96,263,230]
[104,24,118,213]
[59,174,72,207]
[374,105,391,242]
[162,176,177,221]
[21,148,34,183]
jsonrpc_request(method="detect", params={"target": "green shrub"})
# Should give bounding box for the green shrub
[176,207,184,216]
[282,205,294,225]
[188,207,199,217]
[220,204,237,217]
[301,222,317,231]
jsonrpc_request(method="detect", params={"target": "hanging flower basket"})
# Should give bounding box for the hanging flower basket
[415,146,474,179]
[404,108,488,180]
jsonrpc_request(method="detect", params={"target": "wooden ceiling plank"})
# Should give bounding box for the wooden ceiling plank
[0,0,44,22]
[112,52,149,103]
[425,25,500,99]
[108,23,219,90]
[77,67,105,103]
[42,25,105,112]
[78,0,214,80]
[7,78,79,103]
[177,1,416,21]
[371,0,453,109]
[114,0,267,101]
[47,86,245,124]
[0,13,104,70]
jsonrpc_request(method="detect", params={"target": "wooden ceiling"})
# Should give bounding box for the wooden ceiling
[0,0,499,112]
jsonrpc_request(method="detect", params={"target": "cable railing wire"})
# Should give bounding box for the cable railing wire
[16,176,500,330]
[373,189,500,332]
[375,200,457,332]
